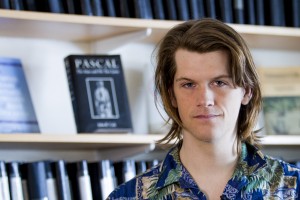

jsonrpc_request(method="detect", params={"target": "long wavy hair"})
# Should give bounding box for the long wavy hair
[154,18,262,148]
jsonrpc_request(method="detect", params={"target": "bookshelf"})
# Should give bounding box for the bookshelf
[1,9,300,161]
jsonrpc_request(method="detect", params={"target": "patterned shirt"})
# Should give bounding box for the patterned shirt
[107,142,300,199]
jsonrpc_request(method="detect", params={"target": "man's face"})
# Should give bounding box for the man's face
[172,49,250,143]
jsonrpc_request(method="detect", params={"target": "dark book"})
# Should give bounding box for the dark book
[89,160,116,199]
[35,0,64,13]
[163,0,177,20]
[217,0,234,23]
[113,160,136,185]
[0,161,10,200]
[133,0,153,19]
[204,0,217,19]
[23,0,36,11]
[233,0,245,24]
[10,0,24,10]
[188,0,205,20]
[265,0,285,26]
[0,0,10,9]
[91,0,104,16]
[20,163,29,200]
[55,160,72,200]
[62,0,75,14]
[64,55,133,133]
[151,0,165,19]
[45,161,58,200]
[175,0,190,20]
[114,0,134,18]
[103,0,116,17]
[285,0,300,27]
[0,57,40,133]
[135,161,147,175]
[244,0,255,25]
[254,0,265,25]
[27,161,48,200]
[80,0,93,15]
[67,160,93,200]
[7,162,24,200]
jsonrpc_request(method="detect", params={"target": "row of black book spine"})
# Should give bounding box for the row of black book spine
[0,0,299,27]
[0,159,159,200]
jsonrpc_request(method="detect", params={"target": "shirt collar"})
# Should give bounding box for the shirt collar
[155,141,267,191]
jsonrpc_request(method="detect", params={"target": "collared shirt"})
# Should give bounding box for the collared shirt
[107,142,300,199]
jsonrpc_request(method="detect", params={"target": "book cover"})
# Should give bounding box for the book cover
[0,57,40,133]
[163,0,177,20]
[233,0,245,24]
[0,0,10,9]
[64,55,133,133]
[175,0,190,20]
[103,0,116,17]
[133,0,153,19]
[265,0,285,27]
[285,0,300,28]
[0,161,10,200]
[91,0,104,16]
[204,0,217,19]
[217,0,234,23]
[255,0,265,25]
[55,160,72,200]
[7,162,24,200]
[258,67,300,135]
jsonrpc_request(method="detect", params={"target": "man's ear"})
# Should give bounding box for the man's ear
[169,89,178,107]
[241,88,252,105]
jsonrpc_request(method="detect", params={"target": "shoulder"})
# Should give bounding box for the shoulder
[264,155,300,176]
[107,164,161,199]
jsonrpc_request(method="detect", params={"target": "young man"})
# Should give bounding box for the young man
[107,19,300,199]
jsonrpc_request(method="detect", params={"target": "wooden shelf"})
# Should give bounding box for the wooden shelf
[0,134,163,150]
[261,135,300,146]
[1,10,300,50]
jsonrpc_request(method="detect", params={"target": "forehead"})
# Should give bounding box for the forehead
[174,49,230,77]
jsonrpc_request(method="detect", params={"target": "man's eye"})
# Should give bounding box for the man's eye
[183,83,194,88]
[214,81,226,87]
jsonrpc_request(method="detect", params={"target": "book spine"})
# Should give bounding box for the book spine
[175,0,190,20]
[135,161,147,175]
[77,161,92,200]
[27,161,48,200]
[55,160,71,200]
[233,0,245,24]
[0,0,10,9]
[8,162,24,200]
[103,0,116,17]
[20,164,29,200]
[188,0,205,19]
[99,160,116,199]
[0,161,10,200]
[91,0,104,16]
[152,0,165,19]
[255,0,265,25]
[292,0,300,27]
[244,0,255,24]
[48,0,64,13]
[164,0,177,20]
[45,162,58,200]
[204,0,217,18]
[64,57,79,132]
[218,0,234,23]
[62,0,75,14]
[267,0,285,26]
[80,0,93,15]
[123,160,136,182]
[9,0,24,10]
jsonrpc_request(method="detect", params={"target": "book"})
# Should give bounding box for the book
[285,0,300,27]
[217,0,234,23]
[88,160,116,199]
[151,0,165,19]
[55,160,72,200]
[80,0,93,16]
[0,0,10,9]
[27,161,48,200]
[175,0,190,20]
[233,0,245,24]
[0,161,10,200]
[114,0,133,18]
[91,0,104,16]
[163,0,177,20]
[62,0,75,14]
[7,162,24,200]
[103,0,116,17]
[258,67,300,135]
[244,0,255,25]
[9,0,24,10]
[204,0,217,19]
[45,161,58,200]
[0,57,40,133]
[265,0,285,27]
[64,55,133,133]
[133,0,153,19]
[19,163,29,200]
[188,0,205,20]
[255,0,265,25]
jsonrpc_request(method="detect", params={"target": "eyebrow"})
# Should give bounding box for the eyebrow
[175,75,232,82]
